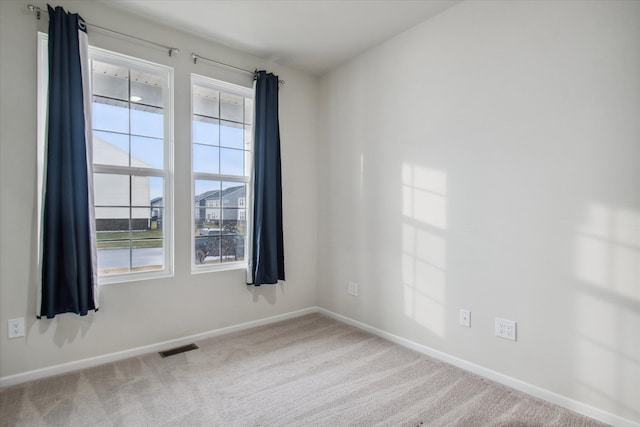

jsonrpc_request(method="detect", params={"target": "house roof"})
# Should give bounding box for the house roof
[150,185,245,206]
[195,185,245,203]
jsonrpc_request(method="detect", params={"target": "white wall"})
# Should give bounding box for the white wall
[318,0,639,423]
[0,0,317,377]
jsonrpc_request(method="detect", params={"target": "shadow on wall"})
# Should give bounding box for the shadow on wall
[572,203,640,419]
[401,163,448,338]
[246,283,281,305]
[44,314,95,348]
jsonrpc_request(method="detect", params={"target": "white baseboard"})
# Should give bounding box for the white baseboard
[0,307,316,389]
[317,307,638,427]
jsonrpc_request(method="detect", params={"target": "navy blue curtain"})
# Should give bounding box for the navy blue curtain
[40,5,96,318]
[248,71,285,286]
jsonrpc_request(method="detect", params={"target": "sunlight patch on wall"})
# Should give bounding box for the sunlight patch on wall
[574,204,640,301]
[401,164,449,337]
[402,164,447,229]
[573,293,640,415]
[574,293,638,363]
[572,203,640,418]
[402,224,446,337]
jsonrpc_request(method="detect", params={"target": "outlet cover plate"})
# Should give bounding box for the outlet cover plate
[459,309,471,327]
[348,281,358,296]
[495,317,516,341]
[8,318,25,339]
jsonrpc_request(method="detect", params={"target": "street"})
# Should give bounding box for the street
[97,247,163,271]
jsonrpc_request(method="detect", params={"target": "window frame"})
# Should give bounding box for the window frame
[37,33,175,285]
[190,73,253,273]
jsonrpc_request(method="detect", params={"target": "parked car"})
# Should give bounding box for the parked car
[195,228,243,264]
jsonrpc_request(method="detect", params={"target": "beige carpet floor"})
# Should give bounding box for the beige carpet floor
[0,313,607,426]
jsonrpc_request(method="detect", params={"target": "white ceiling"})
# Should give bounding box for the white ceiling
[104,0,460,76]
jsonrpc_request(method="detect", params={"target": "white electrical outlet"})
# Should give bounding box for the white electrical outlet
[459,309,471,327]
[8,318,25,339]
[495,317,516,341]
[348,281,359,296]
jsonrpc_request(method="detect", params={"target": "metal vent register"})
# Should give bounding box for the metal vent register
[159,344,199,358]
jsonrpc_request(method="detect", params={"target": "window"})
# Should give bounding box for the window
[91,50,173,282]
[192,75,253,269]
[38,34,174,284]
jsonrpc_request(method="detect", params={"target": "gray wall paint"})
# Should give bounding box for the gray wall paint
[317,0,639,422]
[0,0,318,377]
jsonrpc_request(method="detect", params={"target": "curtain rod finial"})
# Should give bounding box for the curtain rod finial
[28,4,41,19]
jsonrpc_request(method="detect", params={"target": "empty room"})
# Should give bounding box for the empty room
[0,0,638,425]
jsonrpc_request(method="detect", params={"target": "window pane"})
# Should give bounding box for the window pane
[131,136,163,169]
[192,77,252,269]
[222,207,235,219]
[132,245,163,271]
[193,85,219,118]
[149,206,163,230]
[221,182,246,208]
[219,184,245,259]
[146,176,164,202]
[93,131,129,166]
[195,180,220,228]
[131,106,163,138]
[193,144,219,174]
[95,213,130,270]
[93,100,129,134]
[95,207,130,226]
[193,117,219,146]
[131,176,160,226]
[131,207,150,222]
[130,69,163,108]
[97,247,131,275]
[220,120,243,149]
[96,231,129,243]
[195,179,220,199]
[195,235,220,265]
[87,49,172,281]
[94,174,129,206]
[220,148,244,176]
[220,92,243,122]
[92,61,128,101]
[95,208,130,248]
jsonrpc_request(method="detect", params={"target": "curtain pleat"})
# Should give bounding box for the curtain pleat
[247,71,285,286]
[39,5,97,318]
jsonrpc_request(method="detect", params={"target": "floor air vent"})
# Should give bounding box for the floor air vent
[159,343,199,358]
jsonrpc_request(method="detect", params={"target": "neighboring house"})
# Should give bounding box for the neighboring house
[151,185,246,231]
[150,196,163,229]
[195,185,246,225]
[93,134,152,231]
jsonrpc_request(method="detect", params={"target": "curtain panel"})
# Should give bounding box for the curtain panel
[247,71,285,286]
[39,5,98,318]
